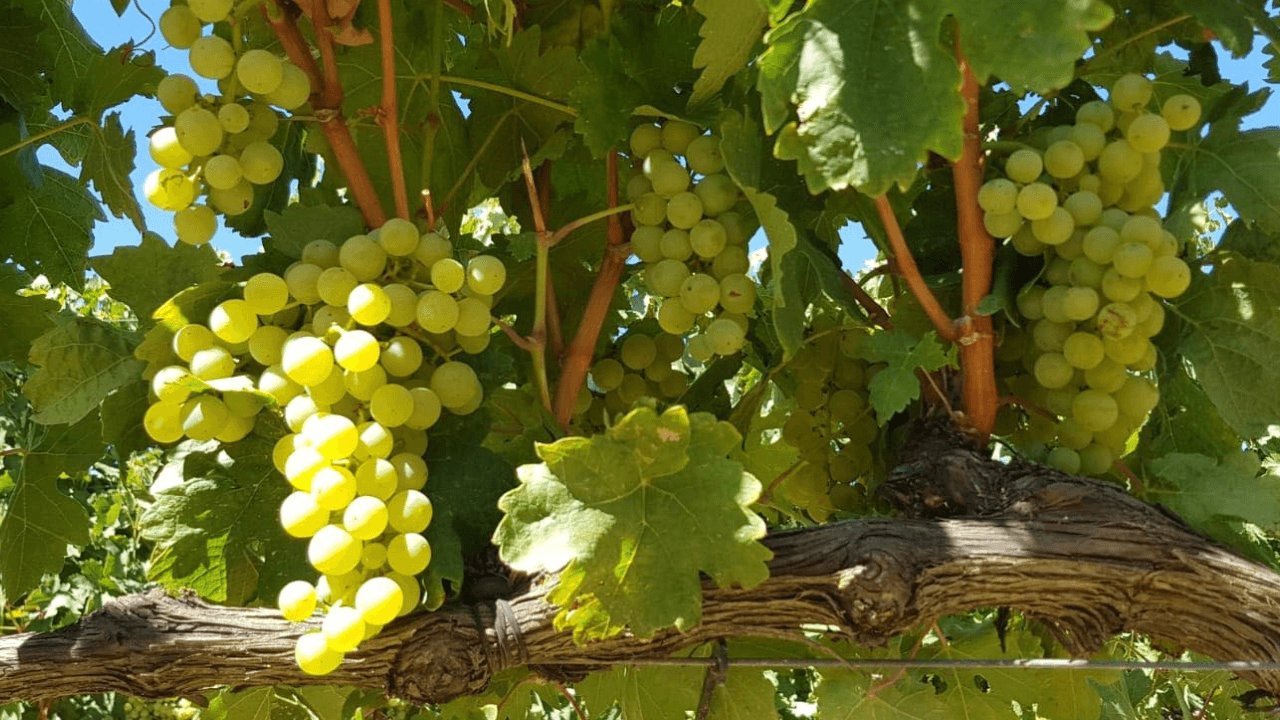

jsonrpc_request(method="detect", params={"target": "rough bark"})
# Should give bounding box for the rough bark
[3,427,1280,705]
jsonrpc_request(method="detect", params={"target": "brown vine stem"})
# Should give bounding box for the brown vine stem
[551,152,626,427]
[874,196,957,342]
[442,0,474,18]
[538,163,565,358]
[265,1,386,229]
[951,36,999,438]
[840,271,893,329]
[520,148,554,415]
[377,0,410,220]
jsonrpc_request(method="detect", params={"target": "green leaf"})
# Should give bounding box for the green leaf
[494,406,771,640]
[956,1,1113,93]
[0,167,103,290]
[0,411,100,597]
[689,0,767,107]
[1169,0,1256,57]
[1178,127,1280,234]
[0,5,51,111]
[815,668,951,720]
[74,45,164,120]
[100,379,150,460]
[0,264,57,364]
[139,424,306,604]
[756,0,965,195]
[1141,361,1241,460]
[22,0,99,112]
[1172,254,1280,439]
[204,687,315,720]
[81,113,144,232]
[774,237,869,357]
[852,330,950,422]
[578,665,703,720]
[1217,220,1280,264]
[91,232,221,327]
[263,204,366,260]
[23,315,144,426]
[1146,453,1280,530]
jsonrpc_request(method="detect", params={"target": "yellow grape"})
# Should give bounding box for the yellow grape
[1044,140,1085,178]
[157,74,199,115]
[414,232,452,269]
[321,605,366,653]
[629,123,662,159]
[387,490,433,534]
[149,126,193,168]
[144,168,196,212]
[370,384,414,428]
[977,178,1018,214]
[334,329,381,372]
[240,141,284,185]
[355,460,397,504]
[340,235,388,281]
[355,421,394,461]
[1005,149,1043,184]
[348,283,392,326]
[295,632,343,676]
[453,297,491,337]
[344,496,389,540]
[209,299,259,344]
[282,335,334,386]
[159,5,201,48]
[144,401,184,444]
[1110,73,1152,112]
[209,180,254,217]
[1072,389,1119,432]
[415,291,458,334]
[308,525,362,575]
[266,62,312,110]
[380,336,423,377]
[390,453,428,492]
[188,35,235,79]
[236,49,284,95]
[180,395,229,441]
[1161,94,1201,131]
[386,533,431,576]
[1146,256,1191,298]
[661,120,700,154]
[248,325,288,366]
[355,577,403,626]
[218,103,250,133]
[305,414,359,460]
[1015,183,1057,221]
[430,361,480,409]
[244,273,289,315]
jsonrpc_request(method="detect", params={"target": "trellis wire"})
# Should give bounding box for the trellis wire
[548,657,1280,672]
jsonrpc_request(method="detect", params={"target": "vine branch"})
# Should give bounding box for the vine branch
[874,196,957,341]
[377,0,410,220]
[519,149,553,415]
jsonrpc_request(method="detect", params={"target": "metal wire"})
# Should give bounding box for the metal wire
[549,657,1280,672]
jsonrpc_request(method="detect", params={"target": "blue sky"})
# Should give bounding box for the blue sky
[55,1,1279,272]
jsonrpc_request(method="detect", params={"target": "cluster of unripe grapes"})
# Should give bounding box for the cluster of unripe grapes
[140,218,507,675]
[148,0,312,245]
[981,74,1200,475]
[627,121,758,362]
[586,331,690,416]
[121,697,198,720]
[775,327,880,519]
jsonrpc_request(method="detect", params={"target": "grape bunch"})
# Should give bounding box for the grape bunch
[626,121,758,360]
[148,0,313,245]
[980,74,1200,475]
[140,219,508,675]
[773,327,880,519]
[586,331,690,417]
[122,697,199,720]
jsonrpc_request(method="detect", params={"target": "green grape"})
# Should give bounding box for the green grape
[1055,230,1085,260]
[646,258,691,297]
[284,445,327,490]
[387,490,433,534]
[340,235,388,281]
[332,329,378,372]
[144,168,196,211]
[1032,207,1075,245]
[1161,94,1201,131]
[632,192,668,226]
[1016,286,1046,320]
[388,453,427,493]
[1005,149,1043,184]
[312,306,349,335]
[662,120,701,154]
[1046,447,1081,474]
[158,73,199,114]
[614,373,646,404]
[1114,376,1159,418]
[1070,123,1106,160]
[280,491,328,538]
[236,49,284,95]
[1044,140,1085,178]
[1125,113,1170,154]
[355,459,398,501]
[711,245,750,278]
[144,401,184,443]
[248,325,288,365]
[278,580,317,622]
[369,384,412,428]
[284,394,326,434]
[305,413,358,460]
[173,204,216,247]
[719,274,757,313]
[1077,443,1114,475]
[647,159,691,198]
[240,141,284,184]
[160,5,201,48]
[259,364,303,405]
[1033,352,1074,389]
[1100,269,1140,303]
[689,219,727,259]
[343,496,389,541]
[402,387,440,432]
[311,466,357,510]
[466,255,506,295]
[243,272,288,315]
[430,361,481,409]
[1081,226,1120,265]
[412,233,451,272]
[431,258,466,293]
[189,35,235,79]
[657,298,696,335]
[282,336,334,386]
[1055,418,1093,450]
[686,134,724,174]
[218,103,250,134]
[1112,243,1154,279]
[322,605,366,653]
[1063,191,1102,226]
[1137,302,1165,338]
[1013,224,1043,251]
[705,318,746,356]
[1084,357,1126,393]
[1073,389,1120,432]
[619,335,657,370]
[386,533,431,576]
[1069,258,1104,288]
[1146,256,1191,298]
[1119,216,1162,250]
[630,226,664,263]
[316,267,357,307]
[629,123,662,158]
[189,0,232,21]
[190,345,236,379]
[1016,183,1058,221]
[1062,286,1099,321]
[592,358,625,391]
[415,291,458,334]
[627,175,654,203]
[266,62,311,110]
[295,630,344,676]
[150,126,194,168]
[347,283,390,326]
[1076,100,1116,132]
[273,434,303,474]
[209,180,254,216]
[453,297,491,337]
[1062,331,1105,370]
[209,299,258,344]
[151,367,192,408]
[378,284,417,328]
[180,395,228,441]
[659,229,693,261]
[355,577,403,626]
[1098,140,1143,185]
[1032,318,1073,353]
[243,101,280,140]
[1110,73,1153,112]
[977,178,1018,214]
[1095,301,1138,340]
[354,420,394,461]
[666,192,703,229]
[694,174,739,216]
[679,273,721,315]
[380,336,423,377]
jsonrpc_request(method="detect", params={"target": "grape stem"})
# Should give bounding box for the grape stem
[951,36,999,439]
[264,0,387,229]
[493,315,536,352]
[377,0,411,220]
[874,195,957,342]
[539,163,565,359]
[0,117,92,159]
[548,204,636,248]
[519,146,555,416]
[839,271,893,329]
[551,151,628,427]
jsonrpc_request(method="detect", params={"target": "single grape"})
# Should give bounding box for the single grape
[1016,183,1058,221]
[430,361,481,409]
[236,49,284,95]
[662,120,701,154]
[1098,140,1143,185]
[719,274,757,314]
[343,496,389,541]
[149,126,194,168]
[659,229,693,261]
[647,158,691,197]
[295,632,344,676]
[1032,207,1075,245]
[1070,123,1107,160]
[1062,331,1105,370]
[217,103,250,134]
[1005,149,1043,184]
[1114,376,1160,418]
[349,283,392,326]
[1110,73,1153,112]
[705,318,746,356]
[242,273,288,316]
[666,192,704,229]
[209,180,254,216]
[465,255,506,295]
[278,580,317,622]
[159,5,201,48]
[370,384,413,428]
[310,465,357,511]
[380,336,423,377]
[1063,191,1103,227]
[1076,100,1116,132]
[322,605,366,653]
[284,394,326,433]
[1061,286,1099,321]
[989,213,1027,242]
[630,226,664,263]
[1016,286,1046,320]
[646,259,691,298]
[629,124,662,158]
[1047,447,1081,474]
[190,346,236,379]
[385,532,431,576]
[355,577,404,626]
[189,35,235,79]
[179,395,229,441]
[627,175,654,203]
[620,335,657,370]
[1069,257,1105,288]
[144,168,196,211]
[157,73,198,113]
[355,420,394,461]
[1033,353,1074,389]
[711,245,750,278]
[1161,94,1201,131]
[355,458,398,501]
[657,299,696,335]
[1112,243,1154,278]
[686,134,724,174]
[387,489,433,534]
[266,62,312,110]
[340,235,388,281]
[977,178,1018,214]
[247,325,288,366]
[632,192,668,226]
[1146,256,1191,298]
[240,141,284,184]
[679,273,720,315]
[431,258,466,293]
[415,291,458,334]
[592,358,625,391]
[144,401,185,443]
[689,219,727,258]
[1044,140,1085,178]
[694,174,739,216]
[209,299,259,344]
[282,336,334,386]
[1073,389,1120,432]
[189,0,232,22]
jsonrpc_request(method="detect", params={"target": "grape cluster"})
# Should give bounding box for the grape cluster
[981,74,1200,475]
[149,1,312,245]
[774,327,880,519]
[586,331,690,416]
[627,121,758,360]
[141,221,507,675]
[121,698,198,720]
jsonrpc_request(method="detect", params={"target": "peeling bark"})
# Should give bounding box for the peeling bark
[3,432,1280,704]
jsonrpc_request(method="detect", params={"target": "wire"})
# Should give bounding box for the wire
[549,657,1280,672]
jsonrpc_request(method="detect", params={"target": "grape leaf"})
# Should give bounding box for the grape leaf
[1217,220,1280,265]
[494,406,771,640]
[815,668,951,720]
[23,315,144,426]
[0,167,102,290]
[578,665,703,720]
[80,113,143,232]
[74,45,163,120]
[1141,361,1241,460]
[1169,0,1256,57]
[139,423,307,605]
[262,204,366,260]
[1178,127,1280,234]
[91,232,221,327]
[1172,254,1280,440]
[1146,453,1280,530]
[851,330,950,423]
[1091,673,1152,720]
[0,264,57,365]
[688,0,767,107]
[756,0,965,196]
[100,379,149,461]
[773,237,869,359]
[955,0,1113,93]
[204,687,315,720]
[22,0,99,112]
[0,410,99,597]
[719,108,798,296]
[0,5,50,112]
